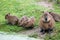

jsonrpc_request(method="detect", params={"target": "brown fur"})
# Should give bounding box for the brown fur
[39,12,55,34]
[5,13,19,25]
[18,16,28,26]
[49,12,60,22]
[24,16,35,28]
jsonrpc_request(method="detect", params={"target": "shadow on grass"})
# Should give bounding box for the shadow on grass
[0,23,25,32]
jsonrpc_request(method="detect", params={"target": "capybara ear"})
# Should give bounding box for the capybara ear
[7,13,10,16]
[5,13,10,19]
[6,13,10,16]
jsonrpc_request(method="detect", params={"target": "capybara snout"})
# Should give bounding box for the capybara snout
[44,14,48,22]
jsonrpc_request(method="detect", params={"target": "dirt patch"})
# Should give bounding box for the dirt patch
[35,1,54,10]
[17,27,46,39]
[18,27,40,35]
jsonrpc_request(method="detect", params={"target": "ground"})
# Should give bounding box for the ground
[0,0,60,40]
[0,32,42,40]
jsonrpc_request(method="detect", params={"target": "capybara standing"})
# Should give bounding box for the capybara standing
[24,16,35,29]
[49,12,60,22]
[5,13,19,25]
[39,11,55,34]
[18,16,28,27]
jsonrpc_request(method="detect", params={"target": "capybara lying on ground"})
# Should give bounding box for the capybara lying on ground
[18,16,35,29]
[5,13,19,25]
[18,16,28,27]
[24,16,35,29]
[49,12,60,22]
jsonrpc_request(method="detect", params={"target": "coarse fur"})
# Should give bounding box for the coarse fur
[18,16,28,27]
[24,16,35,29]
[5,13,19,25]
[39,11,55,34]
[49,12,60,22]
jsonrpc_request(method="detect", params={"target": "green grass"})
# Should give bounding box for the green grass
[0,0,60,40]
[0,0,47,32]
[29,33,38,38]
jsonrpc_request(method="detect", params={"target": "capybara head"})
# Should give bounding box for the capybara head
[5,13,10,19]
[42,11,52,23]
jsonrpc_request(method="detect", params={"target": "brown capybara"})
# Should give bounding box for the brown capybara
[49,12,60,22]
[5,13,19,25]
[39,11,55,34]
[18,16,28,27]
[24,16,35,29]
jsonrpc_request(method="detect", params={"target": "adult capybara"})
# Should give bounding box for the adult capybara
[18,16,28,27]
[49,12,60,22]
[5,13,19,25]
[24,16,35,29]
[39,11,55,34]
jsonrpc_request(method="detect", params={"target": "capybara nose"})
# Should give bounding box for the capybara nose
[45,17,47,21]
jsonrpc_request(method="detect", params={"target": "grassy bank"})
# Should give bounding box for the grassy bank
[0,0,60,40]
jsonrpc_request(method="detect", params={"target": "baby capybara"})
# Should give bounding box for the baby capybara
[18,16,28,27]
[39,11,55,34]
[49,12,60,22]
[24,16,35,29]
[5,13,19,25]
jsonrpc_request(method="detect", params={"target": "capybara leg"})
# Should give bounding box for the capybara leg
[25,26,34,30]
[7,21,10,24]
[50,28,53,31]
[7,22,10,24]
[40,29,45,34]
[48,28,53,34]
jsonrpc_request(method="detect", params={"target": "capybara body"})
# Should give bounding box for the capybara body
[18,16,28,27]
[39,12,55,34]
[49,12,60,22]
[18,16,35,29]
[5,13,19,25]
[24,16,35,29]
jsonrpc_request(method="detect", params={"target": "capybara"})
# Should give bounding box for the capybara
[5,13,19,25]
[18,16,28,27]
[24,16,35,29]
[49,12,60,22]
[39,11,55,34]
